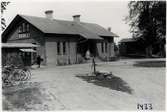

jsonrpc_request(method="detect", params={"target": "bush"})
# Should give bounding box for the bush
[2,53,24,67]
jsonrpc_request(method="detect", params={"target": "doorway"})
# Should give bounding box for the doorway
[77,39,97,58]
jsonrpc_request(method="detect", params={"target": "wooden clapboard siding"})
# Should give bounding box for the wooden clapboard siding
[45,36,77,65]
[96,37,115,60]
[6,20,46,65]
[57,41,77,65]
[70,42,77,64]
[110,42,115,57]
[45,41,57,65]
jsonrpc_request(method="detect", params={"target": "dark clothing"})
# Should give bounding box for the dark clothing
[37,56,41,64]
[36,56,41,68]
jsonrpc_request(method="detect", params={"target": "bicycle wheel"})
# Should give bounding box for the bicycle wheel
[19,70,27,81]
[25,69,31,80]
[2,72,9,86]
[12,70,20,81]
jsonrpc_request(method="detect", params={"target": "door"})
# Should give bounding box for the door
[22,52,31,66]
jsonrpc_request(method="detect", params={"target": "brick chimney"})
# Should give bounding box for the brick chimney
[45,10,53,19]
[108,27,111,32]
[73,15,80,23]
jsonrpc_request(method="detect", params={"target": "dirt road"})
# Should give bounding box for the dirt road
[3,59,165,110]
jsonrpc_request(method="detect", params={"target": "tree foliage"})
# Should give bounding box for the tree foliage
[126,1,166,46]
[1,1,10,31]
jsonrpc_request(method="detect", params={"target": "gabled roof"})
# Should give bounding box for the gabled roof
[2,14,119,40]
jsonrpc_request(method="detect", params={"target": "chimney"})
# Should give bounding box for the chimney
[45,10,53,19]
[108,27,111,32]
[73,15,80,23]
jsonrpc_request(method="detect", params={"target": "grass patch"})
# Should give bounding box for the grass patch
[3,82,43,111]
[133,60,165,67]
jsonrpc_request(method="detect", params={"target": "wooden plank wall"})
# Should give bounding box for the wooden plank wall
[45,37,77,65]
[97,40,115,61]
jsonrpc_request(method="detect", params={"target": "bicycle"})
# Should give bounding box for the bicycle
[2,65,15,86]
[2,65,32,87]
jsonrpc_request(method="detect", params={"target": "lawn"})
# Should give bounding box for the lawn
[133,60,165,67]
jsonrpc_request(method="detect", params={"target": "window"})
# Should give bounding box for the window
[26,24,30,32]
[19,23,30,33]
[105,42,108,53]
[57,42,60,55]
[101,42,104,53]
[63,42,66,55]
[22,23,25,32]
[19,26,22,33]
[110,38,113,43]
[18,23,30,38]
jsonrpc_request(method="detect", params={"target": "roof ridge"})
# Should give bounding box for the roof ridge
[19,14,99,25]
[19,14,73,23]
[2,14,118,39]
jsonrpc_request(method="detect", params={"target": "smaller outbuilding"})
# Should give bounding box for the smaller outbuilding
[118,38,146,58]
[119,37,166,58]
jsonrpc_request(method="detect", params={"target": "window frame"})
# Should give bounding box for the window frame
[63,41,66,55]
[18,26,22,33]
[105,42,108,53]
[22,23,26,33]
[18,23,30,38]
[26,24,30,32]
[101,42,104,53]
[57,42,61,55]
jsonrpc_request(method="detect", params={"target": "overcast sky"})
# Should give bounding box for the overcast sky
[3,0,132,44]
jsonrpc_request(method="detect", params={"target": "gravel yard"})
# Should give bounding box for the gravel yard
[3,58,166,111]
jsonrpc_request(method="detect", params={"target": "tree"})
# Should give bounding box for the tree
[126,1,166,57]
[1,1,10,31]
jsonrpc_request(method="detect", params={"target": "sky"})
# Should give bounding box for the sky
[3,0,132,44]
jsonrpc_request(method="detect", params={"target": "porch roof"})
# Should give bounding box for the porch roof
[2,43,38,48]
[20,49,36,52]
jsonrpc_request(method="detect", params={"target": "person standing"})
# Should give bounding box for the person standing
[91,56,96,74]
[36,55,41,68]
[85,50,90,60]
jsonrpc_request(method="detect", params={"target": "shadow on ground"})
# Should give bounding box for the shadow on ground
[76,74,133,94]
[133,60,165,67]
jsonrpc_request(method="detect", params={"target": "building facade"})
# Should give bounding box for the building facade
[2,11,118,65]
